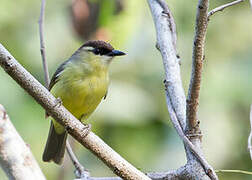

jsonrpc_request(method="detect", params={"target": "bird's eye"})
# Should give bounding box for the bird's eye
[93,48,100,55]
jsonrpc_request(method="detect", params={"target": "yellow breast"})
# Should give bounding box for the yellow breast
[50,59,109,133]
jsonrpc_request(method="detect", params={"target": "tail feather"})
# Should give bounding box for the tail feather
[43,121,67,165]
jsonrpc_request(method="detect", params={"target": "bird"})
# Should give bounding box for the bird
[42,40,126,164]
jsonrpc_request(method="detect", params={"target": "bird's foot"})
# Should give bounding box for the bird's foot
[54,97,62,108]
[82,123,91,138]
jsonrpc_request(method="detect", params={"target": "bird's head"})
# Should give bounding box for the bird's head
[77,40,126,64]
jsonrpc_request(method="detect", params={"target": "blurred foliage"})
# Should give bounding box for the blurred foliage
[0,0,252,179]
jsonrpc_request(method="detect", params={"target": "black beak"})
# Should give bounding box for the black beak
[108,50,126,56]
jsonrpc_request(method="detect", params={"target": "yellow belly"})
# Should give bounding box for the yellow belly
[51,71,109,133]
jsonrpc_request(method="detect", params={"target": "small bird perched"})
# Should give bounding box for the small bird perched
[43,40,125,164]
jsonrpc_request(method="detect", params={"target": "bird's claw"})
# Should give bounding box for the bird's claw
[54,97,62,108]
[82,124,91,138]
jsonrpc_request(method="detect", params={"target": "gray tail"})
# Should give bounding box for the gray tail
[43,121,67,165]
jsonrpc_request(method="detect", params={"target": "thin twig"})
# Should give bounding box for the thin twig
[215,169,252,175]
[208,0,245,19]
[39,0,50,88]
[186,0,209,132]
[38,0,87,176]
[248,105,252,160]
[66,141,88,179]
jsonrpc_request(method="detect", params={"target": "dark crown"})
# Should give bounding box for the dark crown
[80,40,115,56]
[82,40,114,51]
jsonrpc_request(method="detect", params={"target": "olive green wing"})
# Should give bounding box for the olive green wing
[48,60,70,91]
[45,60,70,118]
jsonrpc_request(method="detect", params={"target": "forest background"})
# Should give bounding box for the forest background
[0,0,252,179]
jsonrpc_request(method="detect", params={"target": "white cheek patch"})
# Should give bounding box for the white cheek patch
[82,46,95,51]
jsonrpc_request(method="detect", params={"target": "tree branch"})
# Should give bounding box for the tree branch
[0,43,150,180]
[0,36,213,180]
[164,85,216,179]
[148,0,218,179]
[0,104,182,180]
[186,0,209,133]
[147,1,218,179]
[0,100,189,180]
[208,0,245,19]
[0,104,46,180]
[147,0,186,131]
[155,0,177,54]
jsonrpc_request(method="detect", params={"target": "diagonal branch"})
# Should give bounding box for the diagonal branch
[164,85,216,179]
[208,0,245,19]
[0,43,151,180]
[0,105,181,180]
[0,105,46,180]
[186,0,209,132]
[210,0,245,15]
[66,140,88,178]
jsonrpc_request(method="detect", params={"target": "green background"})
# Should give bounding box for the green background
[0,0,252,179]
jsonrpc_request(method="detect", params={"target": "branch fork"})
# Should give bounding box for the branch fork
[208,0,245,19]
[148,0,219,179]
